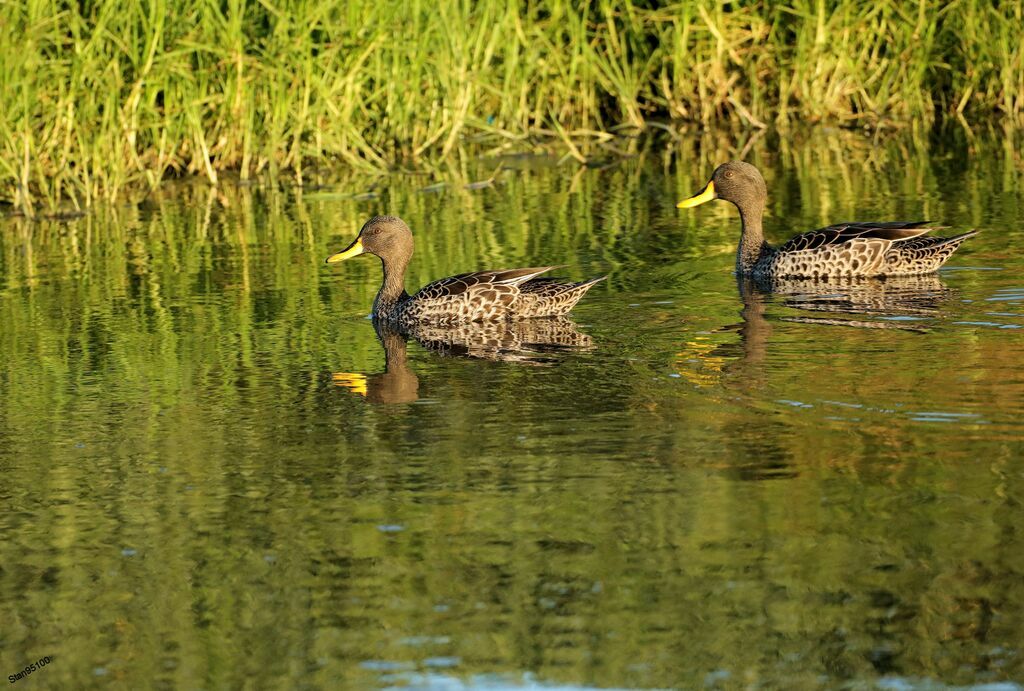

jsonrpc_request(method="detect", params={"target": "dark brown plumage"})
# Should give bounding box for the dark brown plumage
[325,216,605,325]
[678,161,978,278]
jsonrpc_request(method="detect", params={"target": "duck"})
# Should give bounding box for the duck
[677,161,978,278]
[325,215,605,325]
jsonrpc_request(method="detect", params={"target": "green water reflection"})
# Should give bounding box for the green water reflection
[1,129,1023,689]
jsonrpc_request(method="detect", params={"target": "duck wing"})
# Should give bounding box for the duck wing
[768,221,975,277]
[407,267,558,323]
[413,267,557,300]
[778,221,940,253]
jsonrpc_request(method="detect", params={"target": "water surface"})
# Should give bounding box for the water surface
[2,129,1023,689]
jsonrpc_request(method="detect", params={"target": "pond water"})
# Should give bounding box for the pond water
[1,128,1023,689]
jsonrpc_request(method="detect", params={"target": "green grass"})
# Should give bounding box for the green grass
[2,0,1023,213]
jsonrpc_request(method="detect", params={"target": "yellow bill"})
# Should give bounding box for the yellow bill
[677,180,716,209]
[325,237,364,263]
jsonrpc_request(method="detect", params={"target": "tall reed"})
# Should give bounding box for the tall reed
[2,0,1023,213]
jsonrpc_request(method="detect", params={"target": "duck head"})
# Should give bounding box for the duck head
[677,161,767,213]
[325,215,413,266]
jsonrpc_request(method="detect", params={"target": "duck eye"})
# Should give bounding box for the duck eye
[725,171,734,179]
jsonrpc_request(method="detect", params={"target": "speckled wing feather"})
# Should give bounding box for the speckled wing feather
[413,267,557,300]
[765,238,888,277]
[879,230,979,274]
[516,276,607,317]
[763,221,969,278]
[776,221,937,253]
[399,267,558,324]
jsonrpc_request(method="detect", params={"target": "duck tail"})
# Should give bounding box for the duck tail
[574,275,608,290]
[937,229,980,245]
[516,274,606,317]
[894,229,979,273]
[549,275,607,314]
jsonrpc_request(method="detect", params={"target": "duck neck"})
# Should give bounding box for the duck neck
[736,200,767,274]
[374,254,410,318]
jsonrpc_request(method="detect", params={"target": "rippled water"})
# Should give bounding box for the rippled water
[2,129,1023,689]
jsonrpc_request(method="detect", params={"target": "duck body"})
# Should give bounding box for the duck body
[376,266,605,326]
[678,162,977,278]
[750,221,978,279]
[326,216,604,326]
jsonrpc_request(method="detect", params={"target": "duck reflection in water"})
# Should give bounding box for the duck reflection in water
[734,272,954,360]
[679,273,956,389]
[754,273,952,330]
[332,317,596,404]
[331,323,421,404]
[687,273,957,481]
